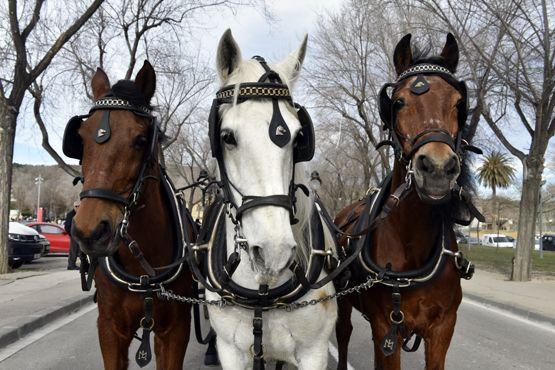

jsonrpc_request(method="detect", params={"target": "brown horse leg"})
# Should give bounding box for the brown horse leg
[370,318,401,370]
[336,298,354,370]
[153,318,191,370]
[97,318,134,370]
[424,312,457,370]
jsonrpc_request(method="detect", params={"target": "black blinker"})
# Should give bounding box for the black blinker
[410,74,429,95]
[95,110,111,144]
[268,100,291,147]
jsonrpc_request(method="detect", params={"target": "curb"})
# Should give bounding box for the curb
[0,294,94,349]
[463,292,555,327]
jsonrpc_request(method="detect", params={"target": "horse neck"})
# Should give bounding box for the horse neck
[122,163,174,270]
[376,160,443,268]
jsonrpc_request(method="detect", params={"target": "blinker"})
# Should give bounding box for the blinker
[410,75,429,95]
[95,110,111,144]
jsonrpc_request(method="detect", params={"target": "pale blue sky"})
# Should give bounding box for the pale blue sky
[12,0,553,198]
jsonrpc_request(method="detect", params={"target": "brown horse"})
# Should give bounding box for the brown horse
[334,34,482,370]
[69,62,195,370]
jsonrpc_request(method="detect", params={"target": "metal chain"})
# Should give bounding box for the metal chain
[276,276,382,312]
[157,285,232,309]
[158,276,383,312]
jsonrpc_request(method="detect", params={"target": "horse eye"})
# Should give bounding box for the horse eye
[221,130,237,146]
[133,135,148,150]
[394,98,405,109]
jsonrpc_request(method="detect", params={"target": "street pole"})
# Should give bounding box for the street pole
[34,175,43,221]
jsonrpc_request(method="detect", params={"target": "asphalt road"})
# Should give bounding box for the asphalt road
[18,255,69,272]
[0,298,553,370]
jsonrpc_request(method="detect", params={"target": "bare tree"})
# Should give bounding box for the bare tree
[420,0,555,281]
[0,0,104,273]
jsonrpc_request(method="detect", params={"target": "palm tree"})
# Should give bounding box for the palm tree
[477,151,516,246]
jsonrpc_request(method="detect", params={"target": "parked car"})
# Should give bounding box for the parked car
[540,234,555,251]
[8,222,46,268]
[457,236,479,245]
[26,222,70,254]
[481,234,514,248]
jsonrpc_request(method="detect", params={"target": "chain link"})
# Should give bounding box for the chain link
[158,276,382,312]
[157,285,232,309]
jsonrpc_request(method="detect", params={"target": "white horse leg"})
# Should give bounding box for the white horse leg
[217,338,251,370]
[295,341,329,370]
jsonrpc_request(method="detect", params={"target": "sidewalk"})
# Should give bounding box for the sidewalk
[462,269,555,325]
[0,269,93,348]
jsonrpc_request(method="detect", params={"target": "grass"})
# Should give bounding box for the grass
[459,244,555,277]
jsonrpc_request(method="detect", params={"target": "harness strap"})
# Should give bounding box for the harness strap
[378,180,412,219]
[235,195,292,220]
[380,283,406,357]
[135,286,154,367]
[79,252,97,291]
[252,284,268,370]
[80,188,128,205]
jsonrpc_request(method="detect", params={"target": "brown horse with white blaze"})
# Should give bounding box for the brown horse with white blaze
[70,62,195,370]
[334,34,483,370]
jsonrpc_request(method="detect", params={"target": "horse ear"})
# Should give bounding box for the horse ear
[134,60,156,103]
[440,33,459,73]
[393,33,413,76]
[216,29,242,83]
[91,68,110,100]
[276,34,308,87]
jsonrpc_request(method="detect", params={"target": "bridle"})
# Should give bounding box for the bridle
[377,63,481,168]
[208,56,314,227]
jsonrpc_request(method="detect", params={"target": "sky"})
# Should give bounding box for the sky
[13,0,342,166]
[11,0,554,199]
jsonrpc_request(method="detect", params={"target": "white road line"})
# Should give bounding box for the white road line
[328,341,355,370]
[0,304,97,363]
[462,297,555,334]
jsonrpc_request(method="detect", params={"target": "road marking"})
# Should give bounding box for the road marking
[462,298,555,334]
[0,304,97,362]
[328,341,355,370]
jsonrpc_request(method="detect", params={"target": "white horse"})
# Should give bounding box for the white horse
[205,30,338,369]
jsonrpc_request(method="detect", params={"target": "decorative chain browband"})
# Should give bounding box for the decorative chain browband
[92,97,152,114]
[216,83,291,102]
[397,64,454,81]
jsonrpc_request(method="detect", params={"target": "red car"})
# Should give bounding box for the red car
[27,222,70,254]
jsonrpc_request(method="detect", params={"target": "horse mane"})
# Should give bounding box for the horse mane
[111,80,152,109]
[410,42,456,73]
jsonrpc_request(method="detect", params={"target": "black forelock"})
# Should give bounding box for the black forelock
[110,80,151,109]
[410,42,452,71]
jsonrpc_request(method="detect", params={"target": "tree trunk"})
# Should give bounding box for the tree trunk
[0,100,17,274]
[513,156,543,281]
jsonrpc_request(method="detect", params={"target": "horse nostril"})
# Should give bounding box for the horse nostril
[416,155,434,174]
[251,245,265,266]
[91,220,111,241]
[444,155,460,178]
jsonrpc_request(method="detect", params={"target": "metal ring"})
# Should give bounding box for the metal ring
[140,317,155,330]
[390,310,405,325]
[249,344,264,358]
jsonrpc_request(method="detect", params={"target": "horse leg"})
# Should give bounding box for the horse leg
[217,338,250,370]
[97,317,134,370]
[370,318,401,370]
[296,341,329,370]
[336,298,354,370]
[153,318,191,370]
[424,312,457,370]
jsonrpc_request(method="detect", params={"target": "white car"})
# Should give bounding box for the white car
[481,234,514,248]
[8,222,47,268]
